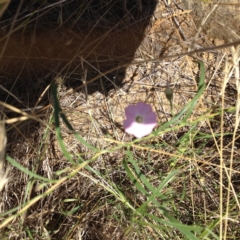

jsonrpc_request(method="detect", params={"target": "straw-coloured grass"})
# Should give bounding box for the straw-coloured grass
[0,1,240,239]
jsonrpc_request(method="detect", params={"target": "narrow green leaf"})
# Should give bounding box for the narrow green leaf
[51,83,76,164]
[154,61,206,135]
[183,61,206,121]
[51,82,99,154]
[123,159,148,195]
[6,155,52,182]
[199,219,219,239]
[136,171,179,218]
[145,213,202,240]
[60,111,99,152]
[127,157,155,193]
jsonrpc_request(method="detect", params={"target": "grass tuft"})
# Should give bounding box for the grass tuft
[1,1,240,239]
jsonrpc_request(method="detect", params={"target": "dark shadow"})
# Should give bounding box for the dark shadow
[0,0,157,109]
[0,2,157,235]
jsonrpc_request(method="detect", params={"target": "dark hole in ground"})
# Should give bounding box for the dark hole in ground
[0,0,157,109]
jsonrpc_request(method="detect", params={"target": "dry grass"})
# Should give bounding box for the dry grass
[0,0,240,239]
[0,120,8,193]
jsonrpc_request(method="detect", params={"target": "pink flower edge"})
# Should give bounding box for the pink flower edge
[123,102,157,138]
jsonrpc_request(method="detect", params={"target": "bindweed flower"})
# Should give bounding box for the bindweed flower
[123,102,157,138]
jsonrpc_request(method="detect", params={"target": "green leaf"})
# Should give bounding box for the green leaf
[123,160,148,195]
[6,155,53,182]
[199,219,219,239]
[145,213,202,240]
[154,61,206,135]
[51,83,99,159]
[51,83,77,164]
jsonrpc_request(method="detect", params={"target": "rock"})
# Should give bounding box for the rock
[182,0,240,42]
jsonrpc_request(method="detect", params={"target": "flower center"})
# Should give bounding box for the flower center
[135,115,143,123]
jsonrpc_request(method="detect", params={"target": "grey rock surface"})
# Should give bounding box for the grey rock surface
[182,0,240,42]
